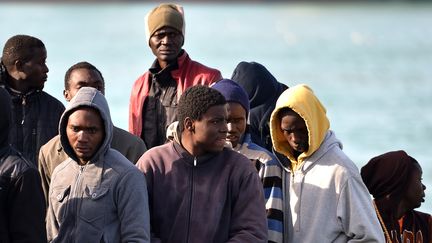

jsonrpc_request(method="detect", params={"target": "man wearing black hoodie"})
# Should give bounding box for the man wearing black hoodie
[231,61,288,152]
[0,87,47,243]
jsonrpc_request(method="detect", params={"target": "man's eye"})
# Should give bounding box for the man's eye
[154,33,165,39]
[88,128,97,134]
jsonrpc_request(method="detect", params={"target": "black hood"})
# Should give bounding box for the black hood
[231,61,287,108]
[0,87,11,148]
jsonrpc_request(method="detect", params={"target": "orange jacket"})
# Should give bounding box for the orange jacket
[129,51,222,136]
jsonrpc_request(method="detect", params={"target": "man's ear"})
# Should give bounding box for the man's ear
[184,118,194,132]
[14,59,24,72]
[63,89,71,102]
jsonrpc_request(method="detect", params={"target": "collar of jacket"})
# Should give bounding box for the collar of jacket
[65,156,105,188]
[149,49,184,75]
[172,140,219,166]
[3,84,40,98]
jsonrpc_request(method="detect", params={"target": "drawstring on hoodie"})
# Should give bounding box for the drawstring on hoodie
[193,157,197,166]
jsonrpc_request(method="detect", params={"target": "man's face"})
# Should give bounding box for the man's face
[402,164,426,209]
[66,107,104,165]
[64,68,104,101]
[20,47,48,90]
[226,102,247,148]
[190,104,228,156]
[280,110,309,157]
[149,26,184,66]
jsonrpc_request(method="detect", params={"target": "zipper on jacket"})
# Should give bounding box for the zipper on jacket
[186,159,195,242]
[21,95,26,125]
[69,165,85,242]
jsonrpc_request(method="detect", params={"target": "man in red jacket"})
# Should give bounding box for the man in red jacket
[129,3,222,149]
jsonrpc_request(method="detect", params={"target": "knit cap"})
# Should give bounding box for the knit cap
[212,79,250,116]
[145,3,185,45]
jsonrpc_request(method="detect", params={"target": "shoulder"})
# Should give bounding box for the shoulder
[113,126,143,144]
[307,144,364,188]
[39,91,65,109]
[1,147,37,178]
[104,149,146,180]
[40,135,61,154]
[188,59,220,74]
[105,149,137,169]
[133,71,151,85]
[135,143,177,171]
[138,143,174,162]
[180,52,222,81]
[314,137,359,175]
[411,210,432,221]
[51,158,73,179]
[241,141,276,164]
[220,148,256,173]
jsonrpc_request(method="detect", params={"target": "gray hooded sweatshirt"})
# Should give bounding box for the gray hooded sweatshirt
[46,87,150,243]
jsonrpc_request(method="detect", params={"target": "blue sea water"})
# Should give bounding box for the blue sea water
[1,2,431,213]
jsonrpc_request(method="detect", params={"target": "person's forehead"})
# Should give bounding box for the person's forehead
[69,107,101,120]
[26,47,47,60]
[70,68,103,81]
[154,26,181,34]
[201,105,227,118]
[227,102,245,111]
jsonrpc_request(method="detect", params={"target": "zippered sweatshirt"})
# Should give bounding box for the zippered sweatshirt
[0,87,47,243]
[269,84,385,243]
[136,140,268,243]
[1,85,64,165]
[46,87,150,243]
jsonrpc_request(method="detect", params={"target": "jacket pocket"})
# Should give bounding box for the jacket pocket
[50,185,71,223]
[79,186,109,230]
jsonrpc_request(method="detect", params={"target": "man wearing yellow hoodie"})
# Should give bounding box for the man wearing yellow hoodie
[269,84,384,242]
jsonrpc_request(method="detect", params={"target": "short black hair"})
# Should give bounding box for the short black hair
[1,35,45,83]
[64,61,104,90]
[177,85,226,132]
[1,35,45,67]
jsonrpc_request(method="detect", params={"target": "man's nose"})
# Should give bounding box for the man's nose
[77,131,89,142]
[160,35,171,45]
[290,133,301,143]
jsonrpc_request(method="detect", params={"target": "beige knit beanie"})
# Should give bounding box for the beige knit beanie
[145,3,185,45]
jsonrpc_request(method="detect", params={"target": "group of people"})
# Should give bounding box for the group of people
[0,3,430,243]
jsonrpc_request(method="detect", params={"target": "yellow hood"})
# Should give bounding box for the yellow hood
[270,84,329,170]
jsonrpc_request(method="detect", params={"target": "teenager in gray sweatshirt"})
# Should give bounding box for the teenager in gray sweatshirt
[46,87,150,242]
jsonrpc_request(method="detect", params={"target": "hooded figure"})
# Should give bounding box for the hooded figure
[231,61,288,152]
[269,84,384,242]
[46,87,150,242]
[0,87,47,242]
[361,150,430,243]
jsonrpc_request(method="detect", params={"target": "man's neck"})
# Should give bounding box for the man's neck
[180,134,202,157]
[5,78,36,94]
